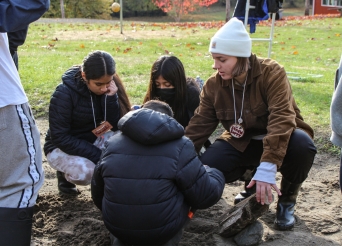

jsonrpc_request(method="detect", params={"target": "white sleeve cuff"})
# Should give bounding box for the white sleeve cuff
[252,162,277,184]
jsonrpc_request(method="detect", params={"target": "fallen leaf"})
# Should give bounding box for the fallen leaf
[123,47,132,53]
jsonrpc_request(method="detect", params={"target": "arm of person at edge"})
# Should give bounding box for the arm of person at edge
[0,0,50,32]
[331,76,342,145]
[101,81,120,131]
[247,65,298,205]
[7,26,29,55]
[185,78,220,153]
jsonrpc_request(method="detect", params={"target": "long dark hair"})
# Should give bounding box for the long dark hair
[82,50,131,116]
[143,55,187,125]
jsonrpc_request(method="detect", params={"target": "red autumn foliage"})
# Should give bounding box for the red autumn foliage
[152,0,218,22]
[258,13,341,27]
[128,14,339,30]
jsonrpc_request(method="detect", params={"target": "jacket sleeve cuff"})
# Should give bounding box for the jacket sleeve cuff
[252,162,277,184]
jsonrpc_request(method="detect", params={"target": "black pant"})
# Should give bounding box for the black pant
[200,129,317,184]
[11,51,19,70]
[0,207,33,246]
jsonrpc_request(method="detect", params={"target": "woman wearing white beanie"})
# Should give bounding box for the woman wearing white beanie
[185,17,317,231]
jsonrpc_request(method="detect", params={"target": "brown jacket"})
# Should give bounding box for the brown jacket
[185,54,314,167]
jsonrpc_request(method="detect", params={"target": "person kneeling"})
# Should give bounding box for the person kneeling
[91,100,225,245]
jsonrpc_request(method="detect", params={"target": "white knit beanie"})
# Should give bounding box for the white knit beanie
[209,17,251,57]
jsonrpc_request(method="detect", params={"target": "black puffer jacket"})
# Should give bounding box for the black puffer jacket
[43,66,120,164]
[91,108,225,245]
[183,77,201,127]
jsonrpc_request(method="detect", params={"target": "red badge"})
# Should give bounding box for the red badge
[92,121,113,137]
[229,124,245,138]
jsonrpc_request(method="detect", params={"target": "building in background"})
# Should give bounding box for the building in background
[312,0,342,15]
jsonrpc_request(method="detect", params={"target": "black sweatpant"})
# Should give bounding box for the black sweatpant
[0,206,33,246]
[200,129,317,184]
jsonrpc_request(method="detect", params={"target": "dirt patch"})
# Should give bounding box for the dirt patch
[31,118,342,246]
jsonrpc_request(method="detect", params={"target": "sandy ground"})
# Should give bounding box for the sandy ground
[30,118,342,246]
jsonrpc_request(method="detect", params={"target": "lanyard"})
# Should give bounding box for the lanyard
[231,74,248,125]
[90,92,108,128]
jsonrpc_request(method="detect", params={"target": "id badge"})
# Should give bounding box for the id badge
[92,121,113,137]
[229,123,245,138]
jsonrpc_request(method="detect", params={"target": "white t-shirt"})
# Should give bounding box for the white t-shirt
[0,33,28,107]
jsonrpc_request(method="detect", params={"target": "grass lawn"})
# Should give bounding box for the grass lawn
[18,12,342,154]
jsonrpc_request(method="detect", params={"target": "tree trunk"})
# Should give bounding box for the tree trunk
[60,0,65,18]
[225,0,231,22]
[304,0,310,16]
[289,0,296,7]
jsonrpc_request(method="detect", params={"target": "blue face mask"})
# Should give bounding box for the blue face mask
[155,88,176,106]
